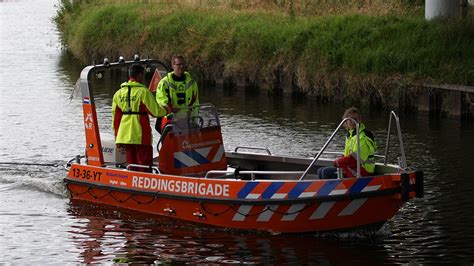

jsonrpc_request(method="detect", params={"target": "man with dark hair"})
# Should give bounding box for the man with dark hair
[112,64,166,172]
[155,55,199,132]
[318,107,377,179]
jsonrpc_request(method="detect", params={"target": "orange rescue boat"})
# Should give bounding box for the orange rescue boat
[64,58,423,234]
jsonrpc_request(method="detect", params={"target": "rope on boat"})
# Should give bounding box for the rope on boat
[133,196,157,205]
[229,204,268,217]
[87,187,110,200]
[270,204,312,216]
[67,184,91,196]
[199,202,233,216]
[199,201,310,218]
[199,201,313,217]
[69,186,313,217]
[108,191,134,203]
[68,184,158,205]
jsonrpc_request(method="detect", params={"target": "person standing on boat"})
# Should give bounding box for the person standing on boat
[155,55,199,133]
[318,107,377,179]
[112,64,167,172]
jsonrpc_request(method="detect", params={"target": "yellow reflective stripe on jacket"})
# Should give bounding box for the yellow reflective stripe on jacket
[185,79,195,90]
[112,81,166,145]
[166,81,177,90]
[156,71,199,109]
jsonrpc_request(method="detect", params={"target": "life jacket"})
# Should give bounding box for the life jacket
[336,123,377,177]
[156,72,199,110]
[112,81,166,145]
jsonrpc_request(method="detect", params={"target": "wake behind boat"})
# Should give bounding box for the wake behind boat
[64,58,423,234]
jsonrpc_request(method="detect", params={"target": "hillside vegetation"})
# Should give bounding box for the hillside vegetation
[55,0,473,104]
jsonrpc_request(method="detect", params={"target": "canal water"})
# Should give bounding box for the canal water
[1,1,473,264]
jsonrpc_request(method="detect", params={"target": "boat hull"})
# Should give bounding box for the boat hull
[65,164,422,233]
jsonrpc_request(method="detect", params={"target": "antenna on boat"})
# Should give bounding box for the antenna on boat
[68,78,81,103]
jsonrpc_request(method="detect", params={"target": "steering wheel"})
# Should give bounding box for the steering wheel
[191,116,204,128]
[207,118,218,127]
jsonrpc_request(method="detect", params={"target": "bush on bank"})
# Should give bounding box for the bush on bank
[55,0,474,105]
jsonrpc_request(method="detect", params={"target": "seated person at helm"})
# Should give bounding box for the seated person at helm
[318,107,377,179]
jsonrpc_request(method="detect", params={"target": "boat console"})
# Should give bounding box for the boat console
[157,104,227,176]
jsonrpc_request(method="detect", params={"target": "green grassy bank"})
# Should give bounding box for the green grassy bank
[55,0,474,106]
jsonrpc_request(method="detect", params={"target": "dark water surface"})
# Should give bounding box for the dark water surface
[1,1,474,264]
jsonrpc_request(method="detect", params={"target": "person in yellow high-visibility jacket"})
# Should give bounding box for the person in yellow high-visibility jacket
[318,107,377,179]
[112,64,166,172]
[155,55,199,132]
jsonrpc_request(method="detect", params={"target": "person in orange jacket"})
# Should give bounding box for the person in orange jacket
[318,107,377,179]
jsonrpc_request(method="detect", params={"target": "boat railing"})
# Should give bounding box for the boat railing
[320,151,344,156]
[205,170,305,180]
[299,117,361,180]
[322,151,386,160]
[384,111,408,171]
[65,155,85,170]
[234,146,272,155]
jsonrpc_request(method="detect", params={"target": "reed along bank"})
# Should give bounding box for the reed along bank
[54,0,474,112]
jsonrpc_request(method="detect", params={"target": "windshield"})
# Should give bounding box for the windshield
[171,104,221,136]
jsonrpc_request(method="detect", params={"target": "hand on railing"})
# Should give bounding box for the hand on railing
[300,117,361,180]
